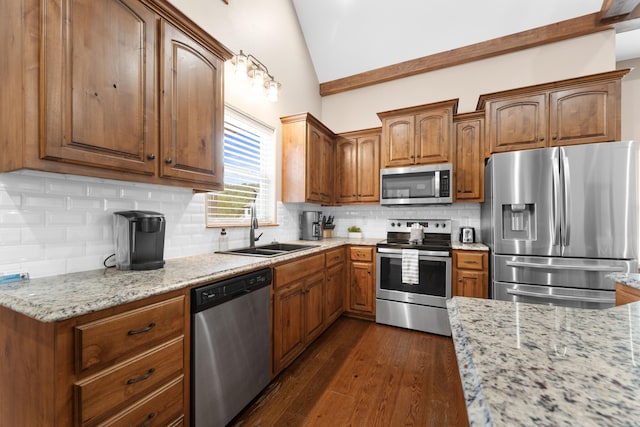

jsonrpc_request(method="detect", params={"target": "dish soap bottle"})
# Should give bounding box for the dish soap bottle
[219,228,228,251]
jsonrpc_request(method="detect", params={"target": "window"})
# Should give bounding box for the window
[206,106,276,227]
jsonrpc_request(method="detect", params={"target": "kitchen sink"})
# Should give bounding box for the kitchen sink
[218,243,318,257]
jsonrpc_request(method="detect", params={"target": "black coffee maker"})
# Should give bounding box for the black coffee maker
[114,211,166,270]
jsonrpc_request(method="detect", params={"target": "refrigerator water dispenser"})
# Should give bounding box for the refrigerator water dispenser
[502,203,536,240]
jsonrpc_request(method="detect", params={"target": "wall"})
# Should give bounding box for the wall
[619,58,640,141]
[321,31,617,132]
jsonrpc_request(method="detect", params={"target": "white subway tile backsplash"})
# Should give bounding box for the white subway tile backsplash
[46,211,86,226]
[21,226,67,244]
[0,228,21,245]
[0,169,482,279]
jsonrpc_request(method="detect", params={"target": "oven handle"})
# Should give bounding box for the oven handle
[505,260,625,272]
[377,248,451,258]
[506,288,615,304]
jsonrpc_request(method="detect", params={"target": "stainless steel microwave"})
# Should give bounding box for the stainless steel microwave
[380,164,452,206]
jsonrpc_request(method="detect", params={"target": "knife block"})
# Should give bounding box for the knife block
[322,229,334,238]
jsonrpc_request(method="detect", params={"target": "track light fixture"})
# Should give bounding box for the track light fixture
[231,50,281,102]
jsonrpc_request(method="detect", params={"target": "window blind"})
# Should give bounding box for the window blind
[206,107,276,227]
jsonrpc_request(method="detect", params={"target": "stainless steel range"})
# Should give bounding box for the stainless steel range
[376,219,452,336]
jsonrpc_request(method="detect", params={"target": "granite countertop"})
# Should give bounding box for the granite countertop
[0,238,381,323]
[609,272,640,291]
[448,297,640,426]
[452,241,489,251]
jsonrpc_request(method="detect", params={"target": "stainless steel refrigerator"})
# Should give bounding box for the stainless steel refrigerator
[481,141,638,308]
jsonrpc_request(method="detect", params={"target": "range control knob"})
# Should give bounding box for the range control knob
[435,223,440,228]
[441,223,447,228]
[390,222,396,227]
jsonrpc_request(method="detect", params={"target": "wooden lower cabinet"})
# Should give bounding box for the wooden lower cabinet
[345,246,376,319]
[452,250,488,298]
[616,282,640,306]
[272,254,326,375]
[325,248,346,324]
[0,289,188,427]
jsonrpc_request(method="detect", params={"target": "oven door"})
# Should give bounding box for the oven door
[376,251,451,308]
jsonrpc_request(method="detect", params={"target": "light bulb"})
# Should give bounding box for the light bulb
[266,79,280,102]
[234,53,248,80]
[251,68,265,93]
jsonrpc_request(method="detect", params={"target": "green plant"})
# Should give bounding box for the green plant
[347,225,362,232]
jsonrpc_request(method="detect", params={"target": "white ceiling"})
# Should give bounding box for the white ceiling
[292,0,640,83]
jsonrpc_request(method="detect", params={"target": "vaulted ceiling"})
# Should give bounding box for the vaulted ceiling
[292,0,640,95]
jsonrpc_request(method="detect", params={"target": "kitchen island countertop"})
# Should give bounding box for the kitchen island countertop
[609,272,640,291]
[0,238,381,322]
[448,296,640,426]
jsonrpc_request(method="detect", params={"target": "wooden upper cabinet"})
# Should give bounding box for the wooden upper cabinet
[549,81,618,146]
[415,108,452,164]
[479,69,628,154]
[486,93,547,153]
[5,0,231,190]
[384,115,414,167]
[378,100,457,168]
[282,113,335,205]
[335,128,381,204]
[160,20,224,188]
[453,112,484,202]
[41,0,157,175]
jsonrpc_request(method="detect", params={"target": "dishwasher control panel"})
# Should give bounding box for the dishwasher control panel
[191,268,272,312]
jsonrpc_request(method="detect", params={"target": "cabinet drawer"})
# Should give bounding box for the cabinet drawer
[75,296,185,373]
[274,253,325,289]
[75,337,184,425]
[326,247,345,267]
[98,375,184,427]
[455,252,486,270]
[350,246,373,262]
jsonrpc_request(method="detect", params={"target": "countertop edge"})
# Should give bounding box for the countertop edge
[447,297,494,427]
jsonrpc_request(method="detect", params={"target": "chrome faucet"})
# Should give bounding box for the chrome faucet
[249,202,262,247]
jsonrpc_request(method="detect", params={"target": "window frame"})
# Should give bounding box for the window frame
[205,105,277,228]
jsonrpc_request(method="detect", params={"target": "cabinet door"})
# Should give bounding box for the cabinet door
[487,93,547,153]
[336,138,358,203]
[455,270,488,298]
[415,109,451,164]
[319,132,335,204]
[349,261,375,314]
[306,124,324,203]
[325,263,345,325]
[382,115,414,167]
[304,271,326,343]
[454,117,484,202]
[356,135,380,202]
[273,283,305,374]
[41,0,156,175]
[160,20,224,188]
[549,81,618,147]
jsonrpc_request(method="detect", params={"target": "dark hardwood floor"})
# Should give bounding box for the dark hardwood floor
[232,317,469,426]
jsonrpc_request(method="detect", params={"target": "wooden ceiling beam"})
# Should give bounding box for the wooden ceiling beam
[319,13,610,96]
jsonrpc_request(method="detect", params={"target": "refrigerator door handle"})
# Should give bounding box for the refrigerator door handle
[551,150,561,246]
[505,260,626,272]
[560,149,571,247]
[506,288,615,304]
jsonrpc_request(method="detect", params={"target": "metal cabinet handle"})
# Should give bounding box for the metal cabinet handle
[127,368,155,384]
[140,412,155,427]
[505,261,624,272]
[147,153,155,160]
[506,288,614,304]
[165,158,173,164]
[127,322,156,335]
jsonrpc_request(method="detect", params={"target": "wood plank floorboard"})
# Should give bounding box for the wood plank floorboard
[231,317,469,427]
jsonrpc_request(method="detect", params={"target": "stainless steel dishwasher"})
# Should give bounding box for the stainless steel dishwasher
[191,268,272,427]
